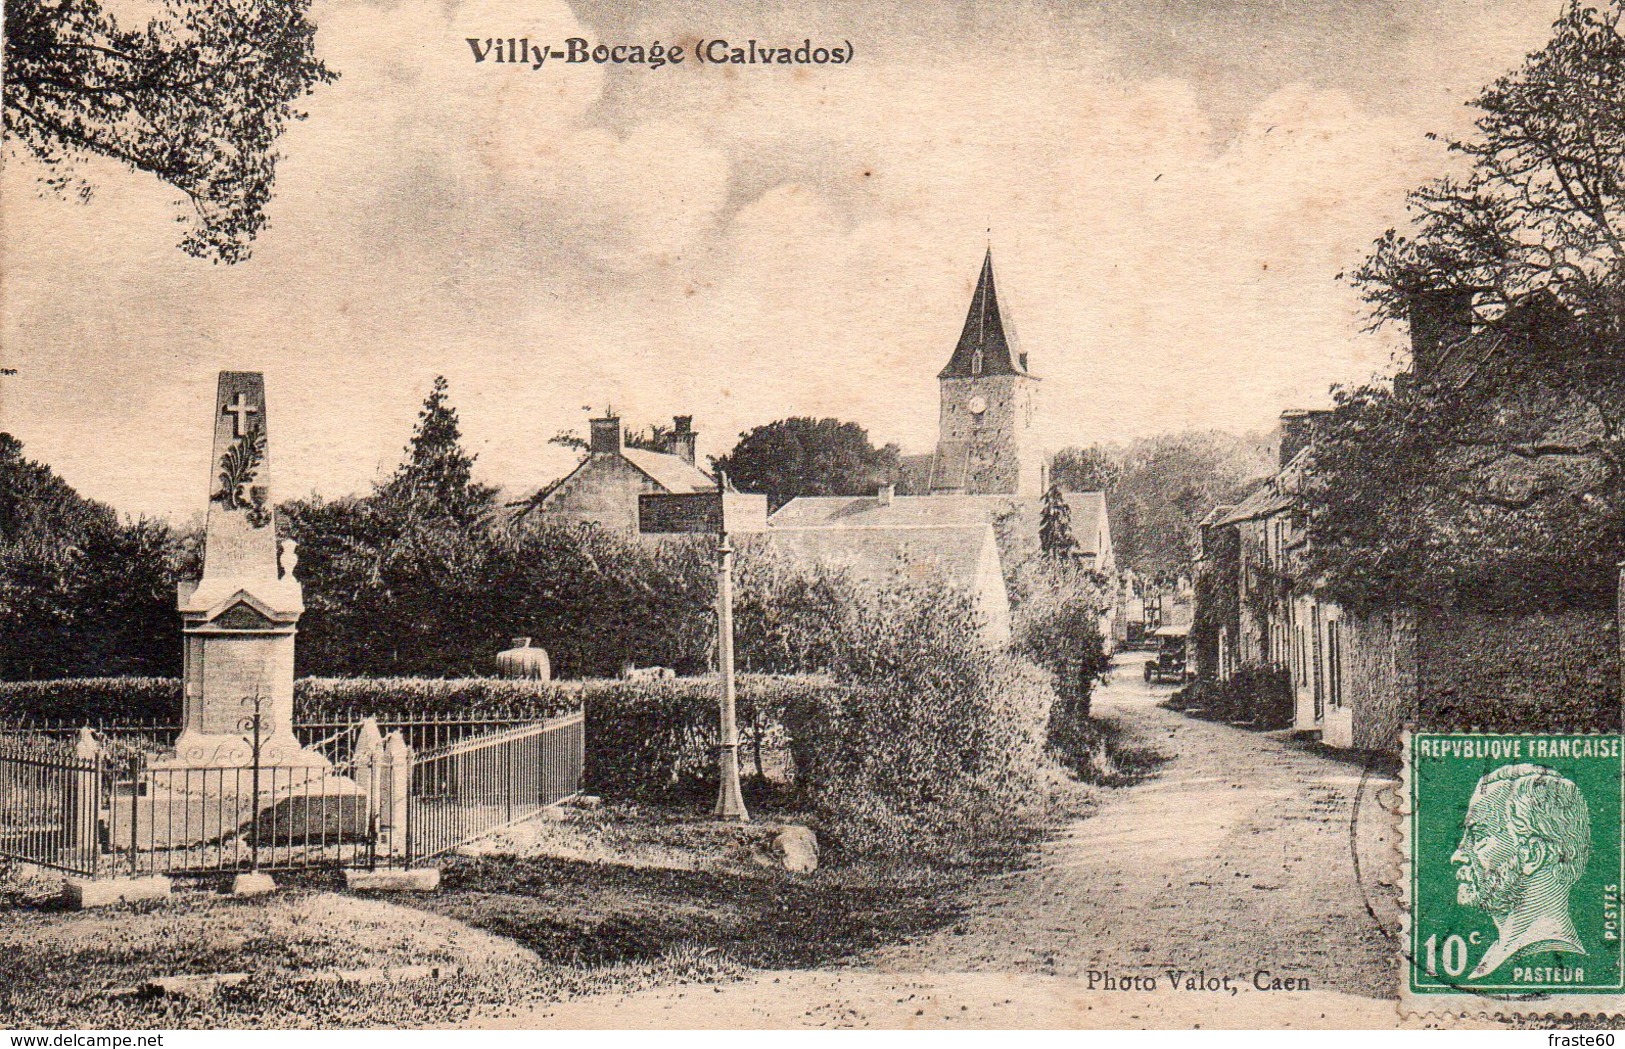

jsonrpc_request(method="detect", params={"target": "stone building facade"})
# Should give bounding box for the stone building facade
[527,415,715,533]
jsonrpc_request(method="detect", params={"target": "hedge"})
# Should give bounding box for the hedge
[1,571,1067,862]
[577,675,838,797]
[0,677,179,724]
[0,671,834,796]
[0,675,586,724]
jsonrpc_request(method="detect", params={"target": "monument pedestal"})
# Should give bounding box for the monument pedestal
[121,372,369,852]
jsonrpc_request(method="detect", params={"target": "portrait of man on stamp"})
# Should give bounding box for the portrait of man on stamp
[1454,764,1592,978]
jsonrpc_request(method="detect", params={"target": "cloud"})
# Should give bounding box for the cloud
[0,0,1563,520]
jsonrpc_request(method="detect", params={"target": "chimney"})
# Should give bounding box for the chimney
[1278,409,1320,468]
[877,483,895,506]
[589,415,622,456]
[1407,287,1476,378]
[665,415,698,466]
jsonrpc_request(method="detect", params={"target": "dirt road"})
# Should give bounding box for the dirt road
[486,654,1442,1029]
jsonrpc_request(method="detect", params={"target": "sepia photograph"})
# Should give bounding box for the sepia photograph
[3,0,1625,1033]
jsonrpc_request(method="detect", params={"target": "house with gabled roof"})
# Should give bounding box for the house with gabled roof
[771,487,1113,577]
[523,414,715,533]
[763,523,1012,644]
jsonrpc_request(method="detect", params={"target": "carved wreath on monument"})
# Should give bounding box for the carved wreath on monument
[213,426,272,528]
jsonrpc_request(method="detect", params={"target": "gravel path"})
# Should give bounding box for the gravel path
[484,655,1479,1029]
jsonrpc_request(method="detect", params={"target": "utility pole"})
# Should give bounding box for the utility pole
[713,471,749,821]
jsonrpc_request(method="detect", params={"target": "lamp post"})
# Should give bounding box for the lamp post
[638,476,766,823]
[713,472,749,821]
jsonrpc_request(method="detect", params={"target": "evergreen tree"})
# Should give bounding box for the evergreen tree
[1039,484,1078,558]
[375,376,497,527]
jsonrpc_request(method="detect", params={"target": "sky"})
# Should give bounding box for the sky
[0,0,1570,521]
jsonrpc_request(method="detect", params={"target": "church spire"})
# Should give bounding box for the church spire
[938,248,1030,379]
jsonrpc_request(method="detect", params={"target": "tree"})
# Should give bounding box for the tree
[3,0,335,263]
[0,434,180,679]
[1050,445,1121,493]
[1353,1,1625,352]
[1049,433,1273,576]
[374,376,498,528]
[712,417,900,511]
[1317,0,1625,610]
[1039,484,1078,557]
[1302,373,1623,612]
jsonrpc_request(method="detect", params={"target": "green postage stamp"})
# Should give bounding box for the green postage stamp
[1405,733,1625,1016]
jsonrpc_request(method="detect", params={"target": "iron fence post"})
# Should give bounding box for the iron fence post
[505,735,514,825]
[91,752,102,880]
[127,754,140,877]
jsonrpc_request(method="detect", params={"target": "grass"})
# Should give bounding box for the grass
[0,708,1156,1030]
[1048,712,1171,788]
[0,800,991,1029]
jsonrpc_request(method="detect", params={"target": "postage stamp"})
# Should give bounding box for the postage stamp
[1404,732,1625,1016]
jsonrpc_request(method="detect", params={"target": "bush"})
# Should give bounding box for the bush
[782,584,1052,860]
[1172,663,1293,729]
[293,677,580,719]
[1010,558,1111,739]
[581,674,837,797]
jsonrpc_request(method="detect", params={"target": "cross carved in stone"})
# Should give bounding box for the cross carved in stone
[224,392,259,437]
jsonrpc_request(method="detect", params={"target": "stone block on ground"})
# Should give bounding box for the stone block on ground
[344,866,440,892]
[63,875,172,910]
[567,794,602,810]
[773,825,819,873]
[256,790,370,844]
[230,872,276,896]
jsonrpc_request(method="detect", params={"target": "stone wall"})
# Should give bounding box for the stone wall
[1338,608,1413,752]
[1415,608,1620,734]
[937,375,1043,496]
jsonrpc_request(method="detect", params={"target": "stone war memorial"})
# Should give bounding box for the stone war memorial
[0,371,584,901]
[173,371,315,768]
[130,372,373,855]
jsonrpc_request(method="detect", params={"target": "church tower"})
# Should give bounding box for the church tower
[929,249,1043,496]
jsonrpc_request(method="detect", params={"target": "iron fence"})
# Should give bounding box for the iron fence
[0,710,583,878]
[408,712,585,861]
[0,734,102,876]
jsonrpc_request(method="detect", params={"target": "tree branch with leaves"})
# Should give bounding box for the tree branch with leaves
[3,0,335,263]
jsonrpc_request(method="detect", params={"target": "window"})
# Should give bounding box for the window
[1311,604,1324,720]
[1327,618,1345,710]
[972,349,984,375]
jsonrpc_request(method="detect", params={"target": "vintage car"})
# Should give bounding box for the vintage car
[1143,625,1193,684]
